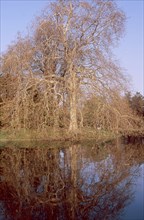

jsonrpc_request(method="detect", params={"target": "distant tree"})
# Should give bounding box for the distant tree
[83,93,138,133]
[125,92,144,117]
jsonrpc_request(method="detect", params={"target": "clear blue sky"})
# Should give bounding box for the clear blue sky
[0,0,143,95]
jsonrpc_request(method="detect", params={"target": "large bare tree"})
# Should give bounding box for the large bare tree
[31,0,126,134]
[2,0,141,137]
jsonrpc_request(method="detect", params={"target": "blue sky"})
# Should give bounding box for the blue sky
[0,0,143,95]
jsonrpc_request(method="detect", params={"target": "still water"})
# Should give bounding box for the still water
[0,140,143,220]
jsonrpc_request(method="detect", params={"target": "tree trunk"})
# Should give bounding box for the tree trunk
[69,71,78,134]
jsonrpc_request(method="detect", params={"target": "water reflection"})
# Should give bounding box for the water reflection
[0,141,143,220]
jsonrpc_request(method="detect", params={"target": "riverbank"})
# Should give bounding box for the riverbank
[0,128,117,145]
[1,128,143,148]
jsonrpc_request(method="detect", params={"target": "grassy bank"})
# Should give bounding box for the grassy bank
[0,128,117,144]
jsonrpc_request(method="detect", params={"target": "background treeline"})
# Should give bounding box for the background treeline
[0,0,143,139]
[125,92,144,118]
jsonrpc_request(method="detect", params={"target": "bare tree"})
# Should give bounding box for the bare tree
[1,0,142,137]
[31,0,126,134]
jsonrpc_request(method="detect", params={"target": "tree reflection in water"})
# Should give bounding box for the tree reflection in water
[0,142,143,220]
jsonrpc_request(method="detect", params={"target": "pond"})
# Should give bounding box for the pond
[0,140,144,220]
